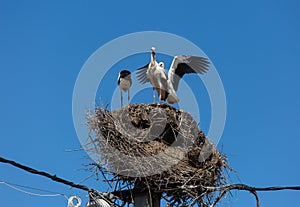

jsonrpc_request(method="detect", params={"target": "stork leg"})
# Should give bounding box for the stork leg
[121,90,123,107]
[128,89,130,104]
[152,88,156,103]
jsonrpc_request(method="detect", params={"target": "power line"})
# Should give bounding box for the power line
[0,156,99,195]
[0,181,68,199]
[2,155,300,207]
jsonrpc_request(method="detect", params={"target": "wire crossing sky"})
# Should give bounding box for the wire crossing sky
[2,155,300,207]
[0,1,300,207]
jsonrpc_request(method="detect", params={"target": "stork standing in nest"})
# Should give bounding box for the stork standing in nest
[136,47,210,104]
[118,70,132,107]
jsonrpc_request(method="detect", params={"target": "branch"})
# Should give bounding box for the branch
[209,190,227,207]
[217,185,260,207]
[0,156,99,195]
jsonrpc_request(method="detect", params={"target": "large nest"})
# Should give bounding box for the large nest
[87,104,229,206]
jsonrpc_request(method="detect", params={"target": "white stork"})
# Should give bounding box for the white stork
[118,70,132,107]
[136,47,210,104]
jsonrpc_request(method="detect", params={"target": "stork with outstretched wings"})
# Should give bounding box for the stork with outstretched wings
[136,47,210,104]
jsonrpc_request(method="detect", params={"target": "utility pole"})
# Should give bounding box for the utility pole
[133,191,160,207]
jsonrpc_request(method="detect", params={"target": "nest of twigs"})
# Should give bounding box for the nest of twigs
[87,104,230,206]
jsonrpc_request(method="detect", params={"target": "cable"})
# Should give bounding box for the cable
[0,181,68,199]
[2,181,69,195]
[1,181,84,207]
[0,156,98,194]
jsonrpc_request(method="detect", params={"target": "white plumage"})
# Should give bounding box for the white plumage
[136,47,210,104]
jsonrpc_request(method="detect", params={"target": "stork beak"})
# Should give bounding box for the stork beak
[151,47,156,63]
[151,47,156,53]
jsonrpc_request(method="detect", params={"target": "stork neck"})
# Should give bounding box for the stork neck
[151,53,156,66]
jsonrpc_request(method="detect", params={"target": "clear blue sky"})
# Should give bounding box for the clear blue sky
[1,0,300,206]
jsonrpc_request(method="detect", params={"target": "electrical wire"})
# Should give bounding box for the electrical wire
[0,156,93,193]
[0,181,69,199]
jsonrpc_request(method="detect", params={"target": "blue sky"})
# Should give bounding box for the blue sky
[1,0,300,206]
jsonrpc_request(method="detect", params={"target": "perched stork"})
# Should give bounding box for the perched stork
[136,47,210,104]
[118,70,132,107]
[135,47,169,103]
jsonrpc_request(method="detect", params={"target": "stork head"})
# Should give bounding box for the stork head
[151,47,156,56]
[150,47,156,63]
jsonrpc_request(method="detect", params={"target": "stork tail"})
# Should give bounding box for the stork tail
[167,92,179,104]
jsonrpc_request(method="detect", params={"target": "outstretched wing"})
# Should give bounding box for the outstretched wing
[135,63,149,84]
[168,56,210,91]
